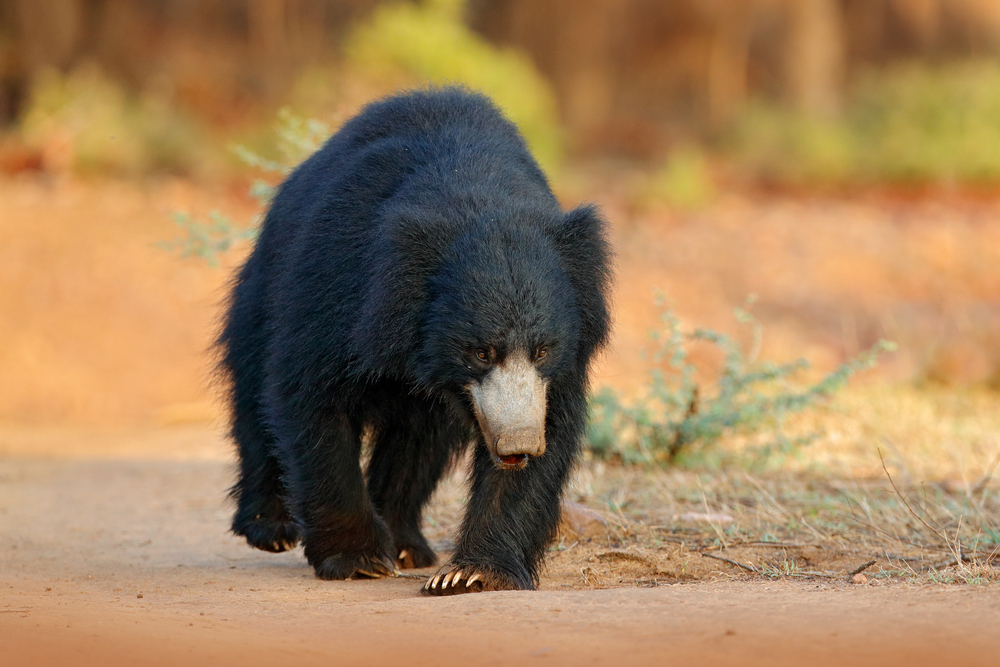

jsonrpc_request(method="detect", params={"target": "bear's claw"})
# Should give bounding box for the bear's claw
[268,539,298,552]
[351,555,400,579]
[313,552,399,580]
[393,539,437,569]
[423,567,490,595]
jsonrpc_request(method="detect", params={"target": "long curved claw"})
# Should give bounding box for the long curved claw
[423,567,495,595]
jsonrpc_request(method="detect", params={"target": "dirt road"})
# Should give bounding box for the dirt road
[1,428,998,667]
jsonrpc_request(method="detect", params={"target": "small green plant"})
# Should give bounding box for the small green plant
[232,108,332,179]
[587,297,896,468]
[162,109,330,265]
[158,212,258,268]
[760,559,800,579]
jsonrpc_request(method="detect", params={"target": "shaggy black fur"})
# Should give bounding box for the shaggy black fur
[220,88,612,590]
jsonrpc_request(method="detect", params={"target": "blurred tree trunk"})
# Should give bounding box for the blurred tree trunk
[784,0,844,115]
[6,0,1000,150]
[707,16,750,128]
[890,0,940,49]
[11,0,87,71]
[0,0,381,126]
[248,0,287,62]
[555,0,615,139]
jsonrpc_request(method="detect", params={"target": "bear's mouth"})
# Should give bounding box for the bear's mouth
[492,452,530,470]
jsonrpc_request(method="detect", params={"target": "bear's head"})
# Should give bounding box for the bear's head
[417,215,582,471]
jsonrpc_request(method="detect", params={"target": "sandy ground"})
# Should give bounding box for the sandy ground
[3,428,999,667]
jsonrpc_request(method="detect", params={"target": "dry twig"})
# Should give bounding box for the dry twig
[702,552,760,573]
[701,540,812,553]
[849,559,876,577]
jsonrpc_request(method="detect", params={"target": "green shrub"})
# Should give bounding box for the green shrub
[639,147,716,210]
[727,60,1000,186]
[20,64,205,176]
[159,211,258,268]
[343,0,562,172]
[850,61,1000,183]
[587,299,896,469]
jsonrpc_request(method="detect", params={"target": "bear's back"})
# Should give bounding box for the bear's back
[245,88,566,387]
[258,88,548,249]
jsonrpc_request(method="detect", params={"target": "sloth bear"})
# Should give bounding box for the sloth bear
[220,88,611,594]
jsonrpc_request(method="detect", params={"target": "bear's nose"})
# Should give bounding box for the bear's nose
[495,429,545,458]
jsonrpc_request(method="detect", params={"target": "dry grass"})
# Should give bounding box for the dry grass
[756,385,1000,480]
[567,461,999,586]
[563,383,1000,587]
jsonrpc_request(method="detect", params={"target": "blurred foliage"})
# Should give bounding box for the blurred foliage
[158,211,258,268]
[851,61,1000,183]
[343,0,562,172]
[232,108,332,199]
[587,299,897,470]
[158,0,563,256]
[163,109,326,264]
[728,60,1000,186]
[19,64,206,176]
[727,103,855,185]
[639,147,716,210]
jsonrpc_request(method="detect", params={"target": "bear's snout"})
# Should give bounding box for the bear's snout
[468,353,547,468]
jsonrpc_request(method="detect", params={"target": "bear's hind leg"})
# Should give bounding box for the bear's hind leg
[367,399,467,569]
[230,407,300,553]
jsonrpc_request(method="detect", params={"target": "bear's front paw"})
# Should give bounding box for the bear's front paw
[422,564,531,596]
[312,552,400,581]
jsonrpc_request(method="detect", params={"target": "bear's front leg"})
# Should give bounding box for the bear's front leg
[278,413,399,580]
[423,422,577,595]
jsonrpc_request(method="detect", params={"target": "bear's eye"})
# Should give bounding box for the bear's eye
[476,349,490,363]
[534,347,548,361]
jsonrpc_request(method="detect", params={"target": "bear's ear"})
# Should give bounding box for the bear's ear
[549,204,613,364]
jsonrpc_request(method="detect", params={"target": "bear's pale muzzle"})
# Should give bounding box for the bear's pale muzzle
[467,354,547,468]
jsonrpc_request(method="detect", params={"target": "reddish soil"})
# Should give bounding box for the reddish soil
[2,429,999,667]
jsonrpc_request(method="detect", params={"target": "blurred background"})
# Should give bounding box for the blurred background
[3,0,1000,431]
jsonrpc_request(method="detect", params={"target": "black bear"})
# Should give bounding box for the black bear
[219,88,611,594]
